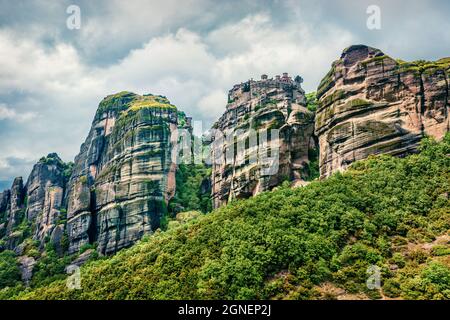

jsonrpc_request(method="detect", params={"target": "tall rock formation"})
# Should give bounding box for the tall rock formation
[0,153,70,251]
[315,45,450,177]
[0,190,11,238]
[210,73,317,209]
[26,153,69,245]
[0,177,26,249]
[66,92,190,255]
[6,177,25,234]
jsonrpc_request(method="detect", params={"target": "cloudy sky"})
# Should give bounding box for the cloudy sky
[0,0,449,190]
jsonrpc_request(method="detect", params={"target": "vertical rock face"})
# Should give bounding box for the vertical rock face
[0,190,11,237]
[6,177,25,233]
[26,153,68,244]
[210,74,317,209]
[0,178,26,249]
[315,45,450,177]
[0,190,9,212]
[66,92,188,255]
[0,154,69,250]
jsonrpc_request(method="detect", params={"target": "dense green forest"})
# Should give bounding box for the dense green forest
[0,135,449,300]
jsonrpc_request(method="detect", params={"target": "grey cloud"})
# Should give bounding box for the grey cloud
[0,180,10,192]
[0,156,37,190]
[0,0,448,186]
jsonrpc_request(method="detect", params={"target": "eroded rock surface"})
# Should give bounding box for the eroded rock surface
[18,255,36,287]
[210,74,317,208]
[66,92,191,254]
[26,153,68,245]
[7,177,25,233]
[315,45,450,177]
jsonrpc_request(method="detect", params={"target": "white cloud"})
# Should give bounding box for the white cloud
[1,0,448,184]
[75,0,215,62]
[0,104,37,123]
[0,12,354,184]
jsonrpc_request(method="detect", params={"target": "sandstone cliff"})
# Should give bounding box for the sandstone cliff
[26,154,69,246]
[0,178,26,249]
[0,153,70,254]
[210,74,317,208]
[66,92,190,254]
[315,45,450,177]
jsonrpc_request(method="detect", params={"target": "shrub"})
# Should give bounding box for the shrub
[10,134,450,300]
[0,251,21,289]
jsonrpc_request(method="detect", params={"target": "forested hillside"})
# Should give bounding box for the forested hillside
[2,135,448,300]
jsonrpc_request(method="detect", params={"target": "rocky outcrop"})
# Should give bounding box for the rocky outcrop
[0,190,9,213]
[315,45,450,177]
[50,224,65,255]
[5,177,25,234]
[66,92,191,255]
[26,153,68,245]
[210,73,317,208]
[0,153,70,251]
[0,190,10,238]
[18,255,36,287]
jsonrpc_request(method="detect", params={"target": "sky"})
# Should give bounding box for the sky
[0,0,449,191]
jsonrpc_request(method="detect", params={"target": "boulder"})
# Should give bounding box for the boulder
[18,256,36,287]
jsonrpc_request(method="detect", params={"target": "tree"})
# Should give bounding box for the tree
[0,251,21,289]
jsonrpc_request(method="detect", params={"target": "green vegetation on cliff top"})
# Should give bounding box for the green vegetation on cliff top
[317,49,450,99]
[305,92,318,112]
[97,92,178,118]
[3,134,448,300]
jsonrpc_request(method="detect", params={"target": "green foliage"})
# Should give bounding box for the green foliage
[0,283,26,299]
[242,82,251,92]
[11,134,450,300]
[159,201,169,231]
[395,57,450,76]
[0,251,21,289]
[431,245,450,256]
[303,147,320,181]
[30,247,72,288]
[96,91,137,116]
[63,162,74,181]
[79,243,96,254]
[400,262,450,299]
[79,176,88,184]
[305,92,318,112]
[169,164,212,214]
[177,111,188,127]
[12,218,32,239]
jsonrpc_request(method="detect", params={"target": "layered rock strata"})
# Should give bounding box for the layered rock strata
[315,45,450,177]
[0,154,70,250]
[26,154,68,245]
[66,92,190,254]
[210,73,317,209]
